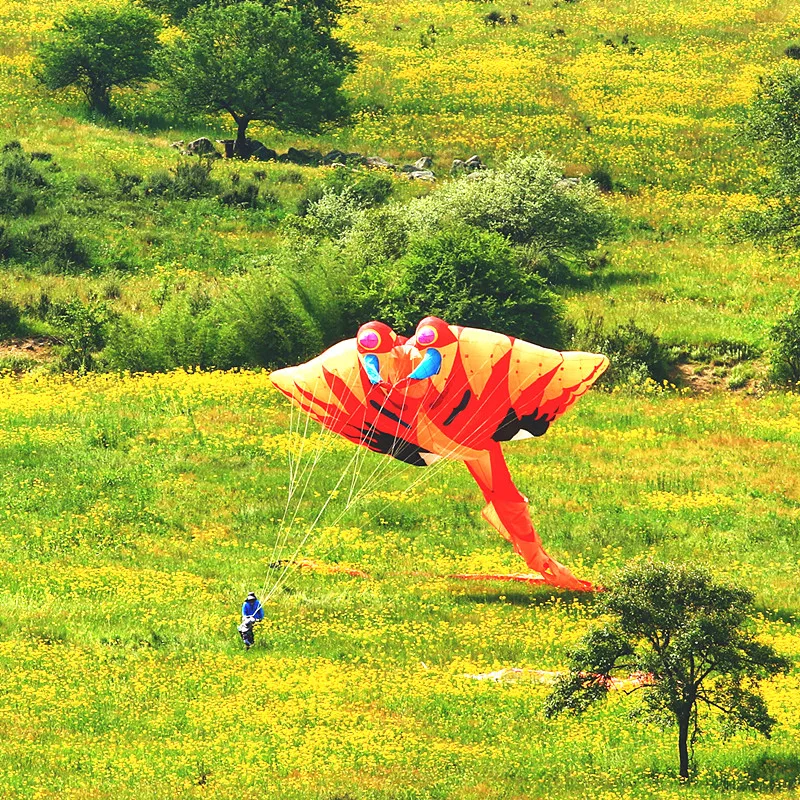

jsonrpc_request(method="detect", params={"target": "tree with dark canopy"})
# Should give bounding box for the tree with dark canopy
[163,2,354,158]
[742,62,800,247]
[544,561,789,781]
[35,5,161,115]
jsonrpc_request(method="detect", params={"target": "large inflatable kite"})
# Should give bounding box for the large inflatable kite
[270,317,608,591]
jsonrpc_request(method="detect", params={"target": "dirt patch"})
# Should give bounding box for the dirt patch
[0,337,55,363]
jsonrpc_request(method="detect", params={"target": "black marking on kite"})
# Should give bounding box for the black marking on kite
[492,408,550,441]
[369,400,411,428]
[443,390,471,426]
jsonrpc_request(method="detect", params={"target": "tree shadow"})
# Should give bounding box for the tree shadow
[706,752,800,792]
[755,605,798,625]
[450,587,600,609]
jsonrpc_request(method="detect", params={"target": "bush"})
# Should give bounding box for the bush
[51,299,112,372]
[297,168,393,216]
[220,181,260,209]
[354,225,566,347]
[143,169,174,197]
[105,269,324,372]
[407,152,613,277]
[588,165,613,193]
[0,142,51,217]
[112,170,143,197]
[171,159,218,199]
[571,313,670,385]
[0,298,22,339]
[769,300,800,387]
[21,221,92,274]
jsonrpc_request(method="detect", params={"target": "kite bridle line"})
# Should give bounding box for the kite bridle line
[262,371,402,603]
[262,341,521,602]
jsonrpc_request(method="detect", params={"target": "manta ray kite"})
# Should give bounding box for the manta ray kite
[270,316,608,591]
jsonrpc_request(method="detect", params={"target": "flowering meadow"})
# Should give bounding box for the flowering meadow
[1,0,800,796]
[0,370,798,798]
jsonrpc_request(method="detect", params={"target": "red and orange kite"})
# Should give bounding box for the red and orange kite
[270,317,608,591]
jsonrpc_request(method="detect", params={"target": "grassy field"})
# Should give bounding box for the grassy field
[1,0,800,796]
[1,0,800,354]
[0,371,798,798]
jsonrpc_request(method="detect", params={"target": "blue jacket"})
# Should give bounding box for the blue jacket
[242,598,264,621]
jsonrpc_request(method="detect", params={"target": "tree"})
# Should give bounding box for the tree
[742,63,800,246]
[35,5,161,115]
[769,298,800,387]
[544,561,789,781]
[164,2,354,157]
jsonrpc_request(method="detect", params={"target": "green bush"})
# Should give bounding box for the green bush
[769,300,800,388]
[0,142,51,217]
[0,298,22,339]
[51,299,112,372]
[354,224,566,347]
[407,152,613,281]
[21,221,92,274]
[105,269,324,372]
[171,160,219,199]
[571,313,670,385]
[298,168,393,216]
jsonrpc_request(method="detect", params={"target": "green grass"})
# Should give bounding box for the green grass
[0,372,797,798]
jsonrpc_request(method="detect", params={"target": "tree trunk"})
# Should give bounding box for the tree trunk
[233,117,250,159]
[88,83,111,116]
[677,711,691,780]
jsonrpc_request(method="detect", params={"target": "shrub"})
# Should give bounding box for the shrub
[355,225,566,346]
[75,174,102,195]
[571,313,670,385]
[217,268,324,366]
[112,170,143,197]
[171,159,218,199]
[407,152,613,281]
[588,165,613,193]
[220,181,260,209]
[105,269,324,371]
[143,169,174,197]
[769,299,800,387]
[0,298,22,338]
[298,168,393,216]
[0,142,51,216]
[21,221,92,274]
[51,299,112,372]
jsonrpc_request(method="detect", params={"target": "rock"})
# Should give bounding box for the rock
[322,149,348,165]
[281,147,323,165]
[465,171,487,180]
[465,154,484,169]
[400,164,417,173]
[365,156,396,170]
[186,137,220,158]
[451,159,467,174]
[346,152,366,165]
[248,140,278,162]
[556,177,580,189]
[414,156,433,170]
[216,139,235,159]
[170,140,185,150]
[406,170,436,182]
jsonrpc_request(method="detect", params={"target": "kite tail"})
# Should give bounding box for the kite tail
[466,443,594,592]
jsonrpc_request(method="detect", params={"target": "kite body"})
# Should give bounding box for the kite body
[270,317,608,591]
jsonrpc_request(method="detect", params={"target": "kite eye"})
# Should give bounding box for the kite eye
[358,329,381,351]
[416,325,438,346]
